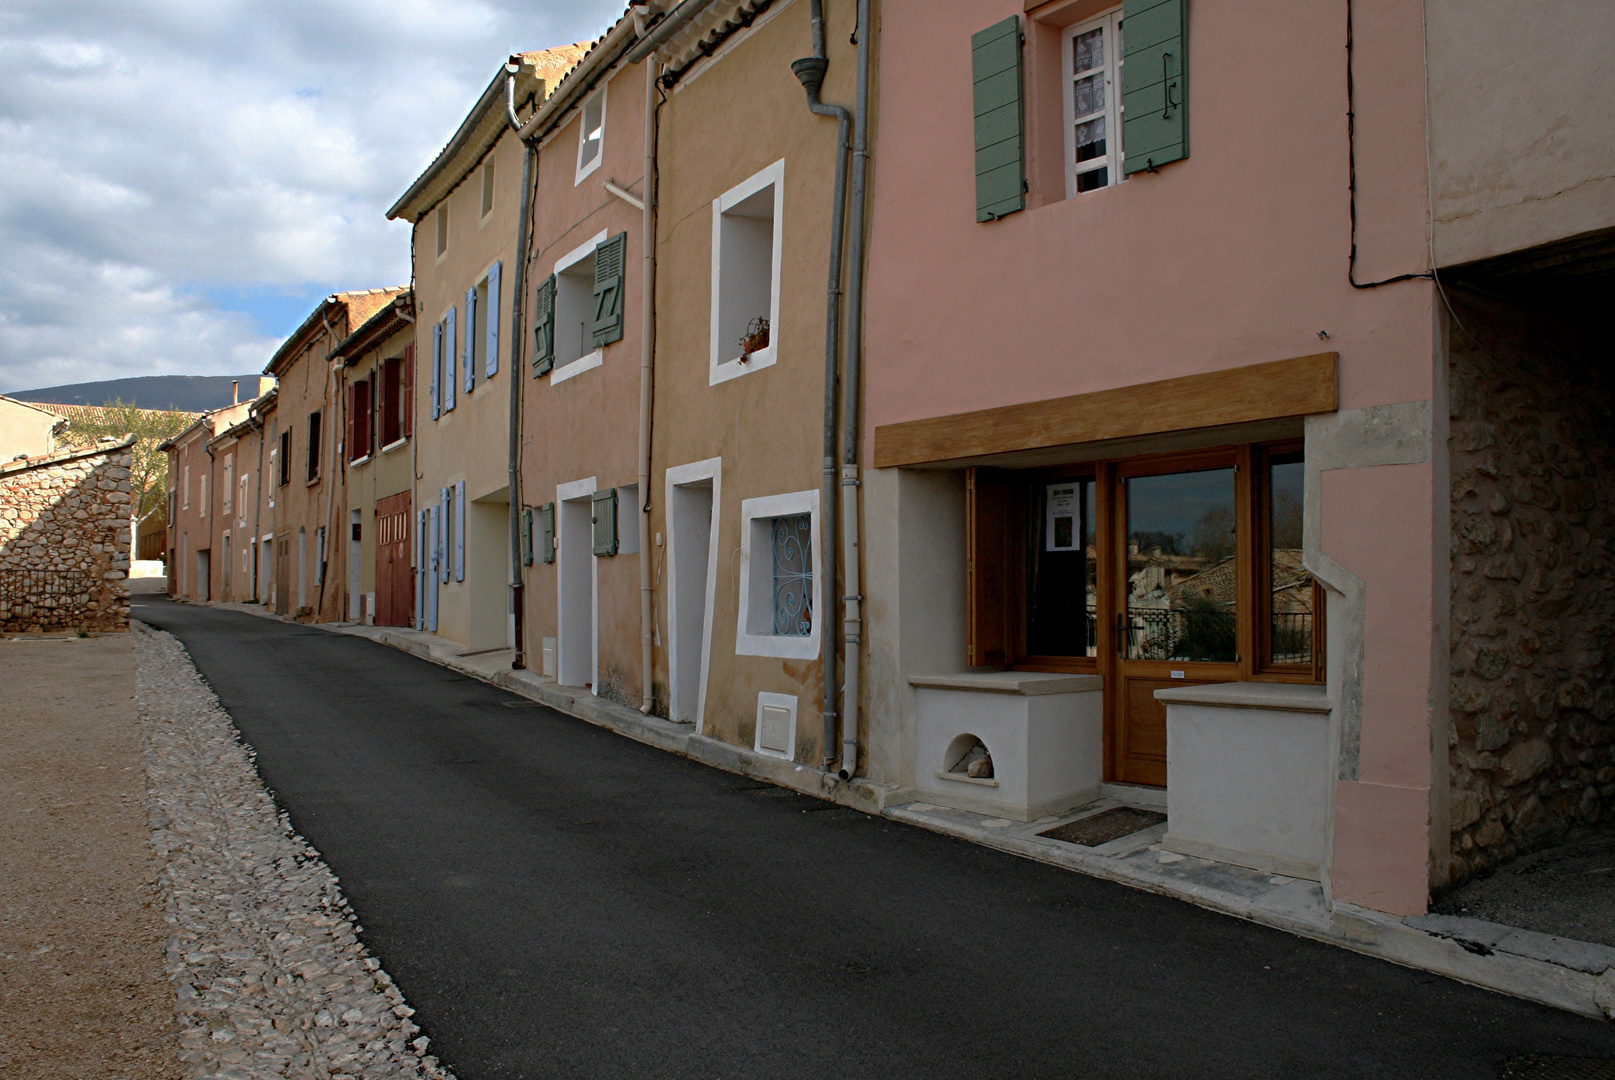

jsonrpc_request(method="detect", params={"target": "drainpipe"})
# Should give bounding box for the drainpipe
[791,0,851,768]
[252,413,265,601]
[505,61,532,670]
[838,0,872,780]
[626,0,721,65]
[637,57,661,714]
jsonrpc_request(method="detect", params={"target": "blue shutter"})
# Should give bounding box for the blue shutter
[439,487,451,583]
[533,275,556,376]
[416,510,427,628]
[1122,0,1189,174]
[454,480,466,582]
[444,308,457,411]
[521,506,533,566]
[972,16,1026,222]
[463,287,477,394]
[427,506,440,630]
[591,233,627,348]
[430,322,442,420]
[486,261,501,378]
[591,488,618,556]
[540,502,555,563]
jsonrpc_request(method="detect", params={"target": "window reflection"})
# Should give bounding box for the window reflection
[1268,454,1313,665]
[1125,468,1237,662]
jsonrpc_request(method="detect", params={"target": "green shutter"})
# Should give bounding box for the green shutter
[539,503,556,563]
[521,506,534,566]
[591,488,618,556]
[1123,0,1188,174]
[591,232,627,348]
[533,275,556,375]
[972,16,1025,222]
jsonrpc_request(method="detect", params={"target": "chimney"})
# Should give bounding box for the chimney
[259,376,277,398]
[232,380,240,405]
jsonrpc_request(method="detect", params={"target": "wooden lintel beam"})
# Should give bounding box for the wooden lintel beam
[872,352,1338,469]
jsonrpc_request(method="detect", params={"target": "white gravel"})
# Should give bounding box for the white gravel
[134,621,454,1080]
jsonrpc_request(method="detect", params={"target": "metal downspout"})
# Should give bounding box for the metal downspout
[637,58,661,714]
[838,0,872,779]
[505,63,532,669]
[792,0,851,769]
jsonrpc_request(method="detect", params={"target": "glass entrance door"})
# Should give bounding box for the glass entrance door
[1109,456,1244,787]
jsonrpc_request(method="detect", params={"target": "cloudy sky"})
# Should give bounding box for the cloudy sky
[0,0,622,394]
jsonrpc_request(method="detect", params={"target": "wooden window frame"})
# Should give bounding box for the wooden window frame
[1253,441,1326,683]
[972,441,1324,686]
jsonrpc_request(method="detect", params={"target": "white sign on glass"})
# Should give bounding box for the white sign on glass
[1045,483,1081,552]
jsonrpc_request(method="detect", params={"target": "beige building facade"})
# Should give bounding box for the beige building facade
[388,47,583,649]
[334,291,418,628]
[0,395,66,463]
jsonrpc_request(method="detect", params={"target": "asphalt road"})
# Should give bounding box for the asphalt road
[133,597,1615,1080]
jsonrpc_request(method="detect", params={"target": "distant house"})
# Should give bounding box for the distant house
[0,395,67,462]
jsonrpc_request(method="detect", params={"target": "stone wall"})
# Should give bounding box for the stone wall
[0,438,134,633]
[1448,287,1615,883]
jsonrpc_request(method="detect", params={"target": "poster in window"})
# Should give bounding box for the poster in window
[1045,483,1081,552]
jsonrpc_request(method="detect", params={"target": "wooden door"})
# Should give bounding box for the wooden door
[1105,452,1249,787]
[374,490,412,627]
[275,538,290,615]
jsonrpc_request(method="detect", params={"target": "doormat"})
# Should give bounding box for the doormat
[1500,1056,1615,1080]
[1038,807,1166,847]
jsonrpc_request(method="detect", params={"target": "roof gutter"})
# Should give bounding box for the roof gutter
[625,0,720,65]
[517,17,642,145]
[388,66,520,221]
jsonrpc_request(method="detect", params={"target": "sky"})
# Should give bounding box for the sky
[0,0,623,395]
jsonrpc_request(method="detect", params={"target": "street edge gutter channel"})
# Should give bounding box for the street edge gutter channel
[176,601,1615,1023]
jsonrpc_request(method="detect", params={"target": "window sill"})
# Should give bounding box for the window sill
[380,437,409,455]
[306,476,321,487]
[735,631,817,660]
[711,344,776,386]
[551,349,603,385]
[349,455,371,468]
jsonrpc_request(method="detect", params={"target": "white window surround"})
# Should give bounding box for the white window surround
[754,692,799,761]
[551,229,610,384]
[575,86,606,185]
[709,158,784,387]
[665,457,722,734]
[1061,9,1126,199]
[735,488,821,660]
[556,476,599,693]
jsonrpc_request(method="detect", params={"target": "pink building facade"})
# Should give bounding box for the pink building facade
[861,0,1444,916]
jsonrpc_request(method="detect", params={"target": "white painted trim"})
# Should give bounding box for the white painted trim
[551,349,604,384]
[665,456,723,734]
[1061,9,1126,200]
[551,229,610,382]
[574,84,607,186]
[754,691,799,761]
[735,488,821,660]
[556,477,599,693]
[709,158,785,386]
[380,437,409,455]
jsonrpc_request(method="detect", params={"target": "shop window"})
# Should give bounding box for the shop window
[1027,478,1097,657]
[1259,447,1324,677]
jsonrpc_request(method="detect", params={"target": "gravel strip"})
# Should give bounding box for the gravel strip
[134,621,453,1080]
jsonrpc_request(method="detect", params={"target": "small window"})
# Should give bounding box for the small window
[349,379,371,462]
[222,453,234,515]
[239,474,250,526]
[710,159,784,385]
[278,430,290,487]
[550,231,609,379]
[480,160,495,218]
[200,472,209,518]
[576,87,605,183]
[736,490,819,660]
[435,204,449,258]
[380,356,404,447]
[182,464,190,509]
[1062,10,1124,197]
[306,410,322,482]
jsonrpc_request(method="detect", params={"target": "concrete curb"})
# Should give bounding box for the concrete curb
[163,598,1615,1023]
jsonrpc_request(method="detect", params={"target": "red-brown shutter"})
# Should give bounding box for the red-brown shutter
[966,466,1013,667]
[345,378,356,463]
[368,371,378,457]
[402,343,415,437]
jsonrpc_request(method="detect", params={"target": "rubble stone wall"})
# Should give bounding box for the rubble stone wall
[0,440,133,632]
[1448,287,1615,883]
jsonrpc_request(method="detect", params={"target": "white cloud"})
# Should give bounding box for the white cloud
[0,0,623,392]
